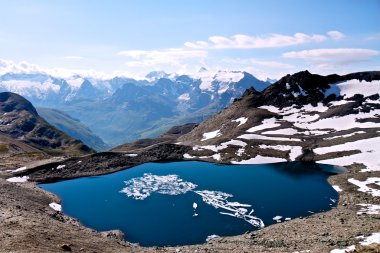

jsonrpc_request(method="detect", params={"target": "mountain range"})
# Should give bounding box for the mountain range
[0,70,270,147]
[0,92,94,170]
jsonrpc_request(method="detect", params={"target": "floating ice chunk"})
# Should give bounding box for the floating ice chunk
[49,202,62,212]
[6,176,29,183]
[201,130,222,141]
[273,216,282,221]
[285,217,291,221]
[194,190,264,228]
[357,204,380,215]
[120,173,197,200]
[332,185,343,192]
[193,202,198,209]
[232,117,248,126]
[206,234,220,242]
[348,177,380,197]
[193,213,198,217]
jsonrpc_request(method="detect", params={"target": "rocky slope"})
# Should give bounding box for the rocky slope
[2,71,380,252]
[0,92,94,170]
[178,70,380,169]
[37,107,109,151]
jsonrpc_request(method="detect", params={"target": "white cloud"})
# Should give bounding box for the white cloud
[0,59,42,75]
[118,48,208,67]
[327,31,345,40]
[222,58,294,69]
[185,32,330,49]
[283,48,379,63]
[63,56,84,60]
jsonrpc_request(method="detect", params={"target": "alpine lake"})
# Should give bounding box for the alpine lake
[39,161,344,247]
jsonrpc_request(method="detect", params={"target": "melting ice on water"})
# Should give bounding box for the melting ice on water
[120,173,264,228]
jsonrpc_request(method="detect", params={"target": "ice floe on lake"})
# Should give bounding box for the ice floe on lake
[206,234,220,242]
[120,173,198,200]
[194,190,264,228]
[120,173,264,228]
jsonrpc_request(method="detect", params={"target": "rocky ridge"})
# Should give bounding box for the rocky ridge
[2,71,380,252]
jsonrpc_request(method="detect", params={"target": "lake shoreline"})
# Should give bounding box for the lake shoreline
[1,157,379,252]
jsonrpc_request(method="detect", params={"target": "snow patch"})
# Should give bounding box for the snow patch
[183,153,196,159]
[194,139,247,152]
[324,131,366,140]
[13,166,27,173]
[315,137,380,172]
[348,177,380,197]
[232,155,286,164]
[178,93,190,101]
[232,117,248,126]
[357,204,380,215]
[124,153,138,157]
[6,176,29,183]
[262,128,299,135]
[238,133,301,142]
[49,202,62,212]
[247,118,280,133]
[201,130,222,141]
[326,80,380,98]
[332,185,343,192]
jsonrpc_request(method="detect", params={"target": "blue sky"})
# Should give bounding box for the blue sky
[0,0,379,79]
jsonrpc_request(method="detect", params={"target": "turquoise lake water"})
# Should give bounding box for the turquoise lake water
[39,161,341,246]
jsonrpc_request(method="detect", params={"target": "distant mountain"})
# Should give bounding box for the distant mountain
[0,92,94,158]
[0,70,270,146]
[173,71,380,169]
[37,108,109,151]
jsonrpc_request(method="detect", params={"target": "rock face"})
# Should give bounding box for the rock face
[0,92,94,163]
[178,71,380,170]
[0,71,270,146]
